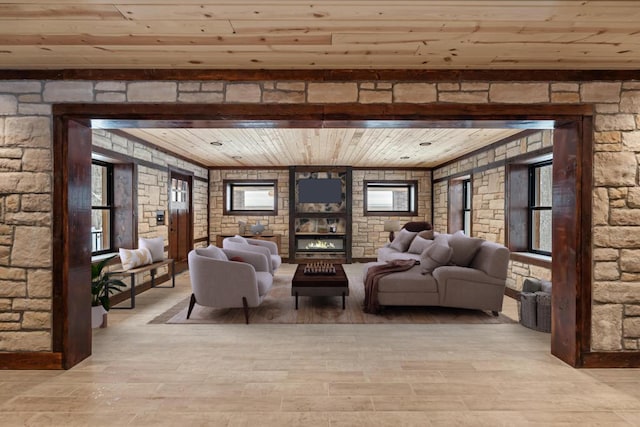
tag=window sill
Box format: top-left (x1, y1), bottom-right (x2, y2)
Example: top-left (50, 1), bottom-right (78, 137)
top-left (91, 252), bottom-right (119, 263)
top-left (510, 252), bottom-right (552, 268)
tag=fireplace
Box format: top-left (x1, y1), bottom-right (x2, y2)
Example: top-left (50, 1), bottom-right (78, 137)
top-left (296, 235), bottom-right (346, 253)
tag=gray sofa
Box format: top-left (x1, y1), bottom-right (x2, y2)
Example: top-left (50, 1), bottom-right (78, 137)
top-left (365, 230), bottom-right (510, 314)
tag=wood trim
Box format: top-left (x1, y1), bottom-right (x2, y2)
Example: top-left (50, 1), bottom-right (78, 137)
top-left (52, 103), bottom-right (594, 122)
top-left (46, 101), bottom-right (605, 368)
top-left (109, 129), bottom-right (209, 170)
top-left (435, 129), bottom-right (539, 171)
top-left (550, 118), bottom-right (592, 368)
top-left (433, 146), bottom-right (554, 184)
top-left (510, 253), bottom-right (552, 269)
top-left (580, 352), bottom-right (640, 368)
top-left (3, 69), bottom-right (640, 82)
top-left (53, 118), bottom-right (93, 369)
top-left (93, 145), bottom-right (167, 174)
top-left (194, 175), bottom-right (208, 183)
top-left (0, 352), bottom-right (63, 370)
top-left (579, 116), bottom-right (594, 364)
top-left (504, 287), bottom-right (521, 301)
top-left (194, 236), bottom-right (208, 244)
top-left (222, 179), bottom-right (278, 216)
top-left (362, 180), bottom-right (419, 217)
top-left (506, 164), bottom-right (530, 252)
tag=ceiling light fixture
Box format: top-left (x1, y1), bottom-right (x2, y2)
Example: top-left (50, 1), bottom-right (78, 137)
top-left (209, 141), bottom-right (223, 146)
top-left (419, 142), bottom-right (432, 146)
top-left (231, 155), bottom-right (242, 159)
top-left (400, 156), bottom-right (410, 159)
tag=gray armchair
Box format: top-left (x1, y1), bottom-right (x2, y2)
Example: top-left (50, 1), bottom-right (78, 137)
top-left (187, 245), bottom-right (273, 324)
top-left (222, 235), bottom-right (282, 274)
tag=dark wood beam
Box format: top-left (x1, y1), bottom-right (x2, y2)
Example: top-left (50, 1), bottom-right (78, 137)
top-left (2, 69), bottom-right (640, 82)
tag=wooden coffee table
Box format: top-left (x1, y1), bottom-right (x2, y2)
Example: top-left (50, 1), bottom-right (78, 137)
top-left (291, 263), bottom-right (349, 309)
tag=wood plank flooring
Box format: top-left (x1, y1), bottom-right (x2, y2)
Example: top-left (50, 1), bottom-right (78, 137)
top-left (1, 263), bottom-right (639, 426)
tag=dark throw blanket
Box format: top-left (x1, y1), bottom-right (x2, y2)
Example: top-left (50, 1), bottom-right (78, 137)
top-left (363, 259), bottom-right (418, 314)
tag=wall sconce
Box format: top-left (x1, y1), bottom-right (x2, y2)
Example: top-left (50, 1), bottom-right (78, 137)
top-left (383, 220), bottom-right (401, 242)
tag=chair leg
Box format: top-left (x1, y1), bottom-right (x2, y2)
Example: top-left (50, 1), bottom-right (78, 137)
top-left (187, 294), bottom-right (196, 319)
top-left (242, 297), bottom-right (249, 324)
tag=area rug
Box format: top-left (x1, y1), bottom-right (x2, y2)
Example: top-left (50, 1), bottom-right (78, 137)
top-left (149, 263), bottom-right (517, 325)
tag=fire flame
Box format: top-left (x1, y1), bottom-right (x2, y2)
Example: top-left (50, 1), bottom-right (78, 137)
top-left (305, 240), bottom-right (336, 250)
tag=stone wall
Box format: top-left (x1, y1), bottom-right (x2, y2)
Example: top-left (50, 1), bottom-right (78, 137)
top-left (209, 168), bottom-right (431, 259)
top-left (210, 169), bottom-right (290, 256)
top-left (92, 129), bottom-right (209, 286)
top-left (0, 78), bottom-right (639, 352)
top-left (432, 131), bottom-right (554, 294)
top-left (432, 181), bottom-right (448, 233)
top-left (352, 169), bottom-right (431, 258)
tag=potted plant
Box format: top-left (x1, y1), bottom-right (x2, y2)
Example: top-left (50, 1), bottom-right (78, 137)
top-left (91, 255), bottom-right (126, 328)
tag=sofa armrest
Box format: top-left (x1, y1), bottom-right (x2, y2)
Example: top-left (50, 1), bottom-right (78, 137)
top-left (222, 248), bottom-right (270, 272)
top-left (247, 238), bottom-right (278, 255)
top-left (432, 266), bottom-right (505, 287)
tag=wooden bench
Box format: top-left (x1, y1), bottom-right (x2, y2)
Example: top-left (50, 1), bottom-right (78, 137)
top-left (107, 258), bottom-right (175, 309)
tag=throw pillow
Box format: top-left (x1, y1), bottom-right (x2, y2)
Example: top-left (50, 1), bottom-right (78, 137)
top-left (448, 230), bottom-right (484, 267)
top-left (420, 243), bottom-right (453, 274)
top-left (138, 237), bottom-right (164, 262)
top-left (402, 221), bottom-right (432, 232)
top-left (407, 236), bottom-right (434, 254)
top-left (389, 228), bottom-right (418, 252)
top-left (229, 256), bottom-right (246, 263)
top-left (119, 247), bottom-right (152, 270)
top-left (418, 229), bottom-right (434, 240)
top-left (195, 245), bottom-right (228, 261)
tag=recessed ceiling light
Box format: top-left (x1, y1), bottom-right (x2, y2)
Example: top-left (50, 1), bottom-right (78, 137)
top-left (209, 141), bottom-right (223, 146)
top-left (231, 155), bottom-right (242, 159)
top-left (400, 156), bottom-right (410, 159)
top-left (419, 142), bottom-right (432, 146)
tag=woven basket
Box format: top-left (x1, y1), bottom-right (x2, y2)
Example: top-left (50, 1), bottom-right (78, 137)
top-left (536, 292), bottom-right (552, 333)
top-left (519, 292), bottom-right (538, 330)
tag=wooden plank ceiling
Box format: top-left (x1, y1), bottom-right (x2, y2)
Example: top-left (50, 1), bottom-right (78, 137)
top-left (118, 127), bottom-right (524, 167)
top-left (0, 1), bottom-right (638, 69)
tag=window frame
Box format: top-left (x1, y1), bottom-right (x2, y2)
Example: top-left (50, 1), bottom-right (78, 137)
top-left (462, 178), bottom-right (472, 236)
top-left (363, 180), bottom-right (418, 216)
top-left (223, 179), bottom-right (278, 216)
top-left (528, 160), bottom-right (553, 256)
top-left (91, 159), bottom-right (115, 256)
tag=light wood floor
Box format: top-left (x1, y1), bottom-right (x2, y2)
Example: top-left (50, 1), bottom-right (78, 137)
top-left (1, 263), bottom-right (640, 426)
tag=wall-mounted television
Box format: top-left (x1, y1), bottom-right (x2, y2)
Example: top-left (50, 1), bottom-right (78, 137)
top-left (298, 178), bottom-right (342, 203)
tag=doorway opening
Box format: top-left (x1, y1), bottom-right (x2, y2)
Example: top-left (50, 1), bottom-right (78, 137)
top-left (52, 103), bottom-right (591, 369)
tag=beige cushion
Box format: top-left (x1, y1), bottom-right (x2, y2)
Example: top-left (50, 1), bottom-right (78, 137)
top-left (407, 236), bottom-right (434, 254)
top-left (139, 237), bottom-right (164, 262)
top-left (420, 243), bottom-right (453, 274)
top-left (448, 230), bottom-right (484, 267)
top-left (119, 247), bottom-right (152, 270)
top-left (389, 228), bottom-right (417, 252)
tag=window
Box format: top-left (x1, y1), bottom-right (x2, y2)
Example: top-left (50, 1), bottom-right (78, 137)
top-left (506, 153), bottom-right (553, 256)
top-left (364, 181), bottom-right (417, 215)
top-left (224, 180), bottom-right (277, 215)
top-left (171, 177), bottom-right (189, 205)
top-left (529, 161), bottom-right (552, 255)
top-left (91, 160), bottom-right (113, 255)
top-left (462, 179), bottom-right (472, 236)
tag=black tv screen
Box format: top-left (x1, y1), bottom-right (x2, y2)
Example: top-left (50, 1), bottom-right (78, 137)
top-left (298, 178), bottom-right (342, 203)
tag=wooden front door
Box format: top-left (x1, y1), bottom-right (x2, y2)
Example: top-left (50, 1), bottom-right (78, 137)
top-left (169, 172), bottom-right (192, 272)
